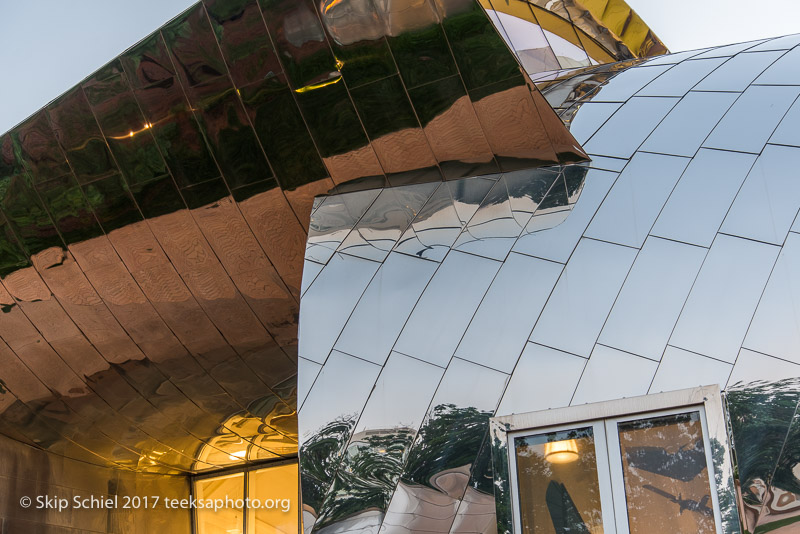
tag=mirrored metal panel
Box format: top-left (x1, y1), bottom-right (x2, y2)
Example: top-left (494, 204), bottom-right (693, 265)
top-left (456, 252), bottom-right (563, 373)
top-left (670, 235), bottom-right (780, 364)
top-left (310, 351), bottom-right (444, 532)
top-left (496, 343), bottom-right (586, 416)
top-left (693, 50), bottom-right (785, 91)
top-left (585, 152), bottom-right (689, 248)
top-left (513, 169), bottom-right (618, 263)
top-left (394, 250), bottom-right (502, 367)
top-left (770, 96), bottom-right (800, 147)
top-left (568, 102), bottom-right (623, 144)
top-left (599, 237), bottom-right (707, 361)
top-left (382, 358), bottom-right (507, 533)
top-left (591, 65), bottom-right (672, 103)
top-left (395, 176), bottom-right (499, 262)
top-left (720, 144), bottom-right (800, 245)
top-left (650, 149), bottom-right (757, 247)
top-left (637, 58), bottom-right (727, 97)
top-left (639, 91), bottom-right (739, 157)
top-left (744, 232), bottom-right (800, 366)
top-left (726, 378), bottom-right (800, 529)
top-left (703, 85), bottom-right (800, 154)
top-left (583, 96), bottom-right (679, 158)
top-left (571, 344), bottom-right (659, 405)
top-left (298, 253), bottom-right (380, 364)
top-left (649, 346), bottom-right (733, 394)
top-left (530, 238), bottom-right (637, 358)
top-left (334, 252), bottom-right (438, 365)
top-left (728, 349), bottom-right (800, 388)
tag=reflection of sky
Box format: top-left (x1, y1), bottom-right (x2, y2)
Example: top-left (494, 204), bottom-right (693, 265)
top-left (1, 0), bottom-right (196, 134)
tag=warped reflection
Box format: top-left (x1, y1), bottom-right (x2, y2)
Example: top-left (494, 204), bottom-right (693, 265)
top-left (0, 0), bottom-right (586, 478)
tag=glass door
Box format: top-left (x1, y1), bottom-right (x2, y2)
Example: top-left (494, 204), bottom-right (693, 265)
top-left (605, 407), bottom-right (722, 534)
top-left (508, 421), bottom-right (616, 534)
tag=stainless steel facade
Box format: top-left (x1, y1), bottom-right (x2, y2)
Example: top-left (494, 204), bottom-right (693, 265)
top-left (0, 0), bottom-right (596, 531)
top-left (298, 36), bottom-right (800, 534)
top-left (0, 0), bottom-right (588, 478)
top-left (2, 0), bottom-right (800, 532)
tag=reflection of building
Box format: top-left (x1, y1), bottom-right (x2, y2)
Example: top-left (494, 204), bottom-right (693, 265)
top-left (0, 0), bottom-right (799, 533)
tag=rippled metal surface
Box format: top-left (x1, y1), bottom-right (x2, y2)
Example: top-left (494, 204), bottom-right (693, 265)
top-left (727, 379), bottom-right (800, 533)
top-left (298, 162), bottom-right (588, 532)
top-left (299, 35), bottom-right (800, 533)
top-left (0, 0), bottom-right (593, 476)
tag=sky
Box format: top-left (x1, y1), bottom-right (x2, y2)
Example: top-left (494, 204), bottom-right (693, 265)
top-left (627, 0), bottom-right (800, 52)
top-left (0, 0), bottom-right (196, 135)
top-left (1, 0), bottom-right (800, 134)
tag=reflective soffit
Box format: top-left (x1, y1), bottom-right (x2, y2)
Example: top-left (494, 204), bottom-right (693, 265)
top-left (0, 0), bottom-right (592, 475)
top-left (298, 34), bottom-right (800, 533)
top-left (481, 0), bottom-right (667, 83)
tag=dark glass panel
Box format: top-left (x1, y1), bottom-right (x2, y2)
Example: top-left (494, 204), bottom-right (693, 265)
top-left (35, 174), bottom-right (105, 244)
top-left (239, 75), bottom-right (328, 190)
top-left (14, 112), bottom-right (71, 183)
top-left (130, 174), bottom-right (187, 218)
top-left (183, 75), bottom-right (274, 189)
top-left (0, 174), bottom-right (64, 254)
top-left (318, 0), bottom-right (396, 88)
top-left (203, 0), bottom-right (282, 87)
top-left (383, 9), bottom-right (458, 89)
top-left (46, 88), bottom-right (118, 184)
top-left (83, 64), bottom-right (169, 186)
top-left (349, 75), bottom-right (419, 138)
top-left (294, 79), bottom-right (370, 158)
top-left (258, 0), bottom-right (338, 89)
top-left (0, 214), bottom-right (31, 276)
top-left (180, 177), bottom-right (230, 209)
top-left (161, 3), bottom-right (228, 88)
top-left (442, 0), bottom-right (521, 90)
top-left (82, 173), bottom-right (143, 232)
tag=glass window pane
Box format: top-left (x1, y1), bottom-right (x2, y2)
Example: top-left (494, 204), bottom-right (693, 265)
top-left (617, 412), bottom-right (717, 534)
top-left (195, 472), bottom-right (244, 534)
top-left (515, 427), bottom-right (605, 534)
top-left (248, 463), bottom-right (299, 534)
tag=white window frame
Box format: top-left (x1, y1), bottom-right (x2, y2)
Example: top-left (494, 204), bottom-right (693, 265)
top-left (491, 385), bottom-right (740, 534)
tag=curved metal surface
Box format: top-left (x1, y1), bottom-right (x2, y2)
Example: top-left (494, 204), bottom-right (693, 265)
top-left (298, 35), bottom-right (800, 533)
top-left (0, 0), bottom-right (588, 475)
top-left (480, 0), bottom-right (667, 83)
